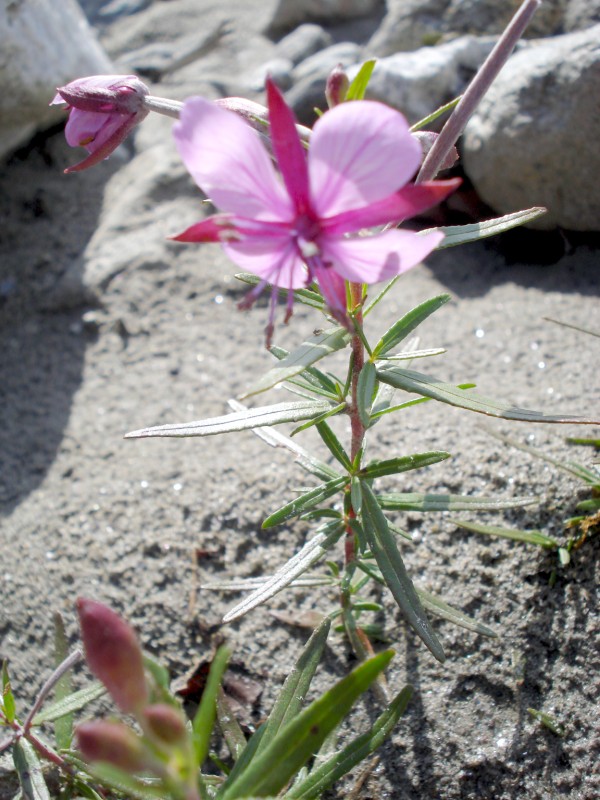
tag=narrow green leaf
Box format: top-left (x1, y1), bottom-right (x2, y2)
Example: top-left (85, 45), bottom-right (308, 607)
top-left (256, 619), bottom-right (331, 755)
top-left (421, 207), bottom-right (548, 248)
top-left (1, 661), bottom-right (16, 724)
top-left (286, 685), bottom-right (413, 799)
top-left (217, 688), bottom-right (247, 762)
top-left (416, 588), bottom-right (497, 638)
top-left (241, 328), bottom-right (350, 399)
top-left (377, 492), bottom-right (536, 512)
top-left (410, 95), bottom-right (461, 130)
top-left (527, 708), bottom-right (565, 736)
top-left (142, 654), bottom-right (171, 691)
top-left (218, 650), bottom-right (394, 800)
top-left (315, 421), bottom-right (352, 471)
top-left (32, 683), bottom-right (106, 725)
top-left (379, 347), bottom-right (446, 361)
top-left (222, 523), bottom-right (344, 623)
top-left (192, 646), bottom-right (230, 768)
top-left (377, 367), bottom-right (600, 424)
top-left (88, 763), bottom-right (165, 799)
top-left (13, 739), bottom-right (51, 800)
top-left (372, 294), bottom-right (451, 359)
top-left (350, 476), bottom-right (362, 515)
top-left (124, 400), bottom-right (333, 439)
top-left (270, 345), bottom-right (340, 398)
top-left (346, 59), bottom-right (377, 101)
top-left (360, 451), bottom-right (450, 480)
top-left (227, 400), bottom-right (339, 482)
top-left (452, 519), bottom-right (559, 548)
top-left (291, 402), bottom-right (346, 435)
top-left (357, 362), bottom-right (377, 426)
top-left (361, 483), bottom-right (445, 663)
top-left (52, 613), bottom-right (73, 750)
top-left (262, 476), bottom-right (347, 528)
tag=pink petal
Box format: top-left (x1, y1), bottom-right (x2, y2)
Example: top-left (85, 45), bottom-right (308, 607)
top-left (308, 101), bottom-right (422, 218)
top-left (266, 78), bottom-right (310, 215)
top-left (170, 214), bottom-right (238, 242)
top-left (64, 114), bottom-right (139, 173)
top-left (321, 229), bottom-right (444, 284)
top-left (322, 178), bottom-right (461, 235)
top-left (224, 236), bottom-right (307, 290)
top-left (173, 97), bottom-right (293, 222)
top-left (64, 109), bottom-right (124, 149)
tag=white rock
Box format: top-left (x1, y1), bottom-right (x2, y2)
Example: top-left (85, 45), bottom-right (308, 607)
top-left (358, 36), bottom-right (495, 124)
top-left (564, 0), bottom-right (600, 31)
top-left (0, 0), bottom-right (112, 160)
top-left (463, 25), bottom-right (600, 231)
top-left (368, 0), bottom-right (565, 56)
top-left (265, 0), bottom-right (381, 35)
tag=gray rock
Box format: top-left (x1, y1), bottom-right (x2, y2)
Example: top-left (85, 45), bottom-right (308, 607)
top-left (265, 0), bottom-right (382, 35)
top-left (368, 0), bottom-right (565, 56)
top-left (247, 58), bottom-right (294, 92)
top-left (286, 41), bottom-right (362, 120)
top-left (564, 0), bottom-right (600, 31)
top-left (463, 24), bottom-right (600, 231)
top-left (274, 23), bottom-right (333, 65)
top-left (358, 36), bottom-right (495, 124)
top-left (0, 0), bottom-right (112, 161)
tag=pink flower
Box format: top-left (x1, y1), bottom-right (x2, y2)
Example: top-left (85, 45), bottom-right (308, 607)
top-left (172, 79), bottom-right (459, 338)
top-left (51, 75), bottom-right (149, 173)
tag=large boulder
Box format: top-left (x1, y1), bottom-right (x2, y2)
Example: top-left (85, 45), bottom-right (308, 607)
top-left (462, 24), bottom-right (600, 231)
top-left (0, 0), bottom-right (112, 161)
top-left (265, 0), bottom-right (382, 36)
top-left (368, 0), bottom-right (565, 56)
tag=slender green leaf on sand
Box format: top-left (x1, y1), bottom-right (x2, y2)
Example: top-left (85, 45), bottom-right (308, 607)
top-left (262, 477), bottom-right (347, 528)
top-left (452, 519), bottom-right (558, 548)
top-left (422, 207), bottom-right (547, 248)
top-left (377, 492), bottom-right (536, 512)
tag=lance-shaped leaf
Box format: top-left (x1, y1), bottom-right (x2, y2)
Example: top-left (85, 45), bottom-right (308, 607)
top-left (377, 367), bottom-right (600, 424)
top-left (124, 400), bottom-right (333, 439)
top-left (421, 207), bottom-right (547, 249)
top-left (217, 650), bottom-right (394, 800)
top-left (262, 477), bottom-right (347, 528)
top-left (416, 588), bottom-right (497, 638)
top-left (346, 59), bottom-right (376, 101)
top-left (315, 421), bottom-right (352, 471)
top-left (192, 646), bottom-right (230, 768)
top-left (452, 519), bottom-right (559, 548)
top-left (223, 523), bottom-right (344, 623)
top-left (13, 739), bottom-right (51, 800)
top-left (360, 451), bottom-right (450, 480)
top-left (357, 361), bottom-right (377, 426)
top-left (361, 483), bottom-right (445, 663)
top-left (32, 683), bottom-right (106, 725)
top-left (377, 492), bottom-right (536, 512)
top-left (270, 345), bottom-right (339, 399)
top-left (241, 328), bottom-right (350, 398)
top-left (256, 619), bottom-right (331, 755)
top-left (286, 685), bottom-right (413, 799)
top-left (372, 294), bottom-right (451, 359)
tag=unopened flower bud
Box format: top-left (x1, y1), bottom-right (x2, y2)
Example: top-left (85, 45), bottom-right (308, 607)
top-left (325, 64), bottom-right (349, 108)
top-left (142, 703), bottom-right (187, 745)
top-left (77, 598), bottom-right (148, 714)
top-left (50, 75), bottom-right (150, 173)
top-left (77, 720), bottom-right (145, 771)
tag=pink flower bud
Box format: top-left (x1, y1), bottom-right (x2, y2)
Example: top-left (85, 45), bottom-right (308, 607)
top-left (77, 598), bottom-right (148, 714)
top-left (142, 704), bottom-right (187, 745)
top-left (325, 64), bottom-right (349, 108)
top-left (50, 75), bottom-right (150, 173)
top-left (77, 720), bottom-right (145, 771)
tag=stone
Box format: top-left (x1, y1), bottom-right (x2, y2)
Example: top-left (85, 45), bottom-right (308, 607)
top-left (0, 0), bottom-right (112, 161)
top-left (368, 0), bottom-right (565, 56)
top-left (286, 42), bottom-right (362, 121)
top-left (462, 24), bottom-right (600, 231)
top-left (357, 36), bottom-right (495, 125)
top-left (265, 0), bottom-right (382, 36)
top-left (274, 23), bottom-right (333, 65)
top-left (564, 0), bottom-right (600, 31)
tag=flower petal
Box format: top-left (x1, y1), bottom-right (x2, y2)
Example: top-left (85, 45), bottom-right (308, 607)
top-left (309, 101), bottom-right (422, 218)
top-left (224, 237), bottom-right (307, 289)
top-left (173, 97), bottom-right (293, 222)
top-left (266, 78), bottom-right (311, 215)
top-left (321, 229), bottom-right (444, 284)
top-left (64, 109), bottom-right (124, 149)
top-left (322, 178), bottom-right (461, 236)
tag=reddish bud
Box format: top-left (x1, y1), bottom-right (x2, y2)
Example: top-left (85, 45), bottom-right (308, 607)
top-left (77, 720), bottom-right (145, 771)
top-left (77, 598), bottom-right (148, 714)
top-left (142, 703), bottom-right (187, 745)
top-left (325, 64), bottom-right (349, 108)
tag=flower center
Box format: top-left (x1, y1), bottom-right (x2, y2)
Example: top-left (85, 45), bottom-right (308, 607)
top-left (292, 213), bottom-right (321, 262)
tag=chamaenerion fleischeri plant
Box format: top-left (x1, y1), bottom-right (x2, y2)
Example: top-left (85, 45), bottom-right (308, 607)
top-left (38, 0), bottom-right (600, 795)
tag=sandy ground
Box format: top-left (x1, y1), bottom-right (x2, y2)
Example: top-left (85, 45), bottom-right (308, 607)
top-left (1, 2), bottom-right (599, 798)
